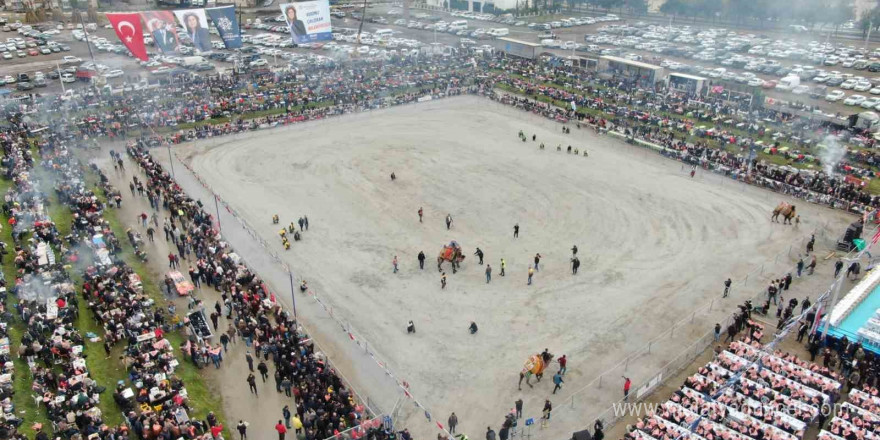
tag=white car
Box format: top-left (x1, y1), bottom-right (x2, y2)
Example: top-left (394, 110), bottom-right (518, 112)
top-left (103, 69), bottom-right (123, 78)
top-left (855, 80), bottom-right (873, 92)
top-left (870, 87), bottom-right (880, 95)
top-left (792, 85), bottom-right (810, 95)
top-left (841, 79), bottom-right (858, 89)
top-left (60, 73), bottom-right (75, 83)
top-left (748, 78), bottom-right (764, 87)
top-left (249, 58), bottom-right (268, 67)
top-left (844, 94), bottom-right (867, 105)
top-left (3, 75), bottom-right (13, 84)
top-left (861, 97), bottom-right (880, 108)
top-left (61, 55), bottom-right (81, 64)
top-left (826, 90), bottom-right (846, 101)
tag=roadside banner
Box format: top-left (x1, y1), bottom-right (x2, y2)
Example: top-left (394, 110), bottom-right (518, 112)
top-left (206, 5), bottom-right (242, 49)
top-left (279, 0), bottom-right (332, 45)
top-left (173, 9), bottom-right (214, 54)
top-left (141, 10), bottom-right (180, 54)
top-left (106, 13), bottom-right (148, 61)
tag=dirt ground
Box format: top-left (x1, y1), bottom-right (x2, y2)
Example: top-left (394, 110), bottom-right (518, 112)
top-left (160, 96), bottom-right (856, 440)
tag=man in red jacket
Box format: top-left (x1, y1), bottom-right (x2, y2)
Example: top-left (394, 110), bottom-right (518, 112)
top-left (276, 420), bottom-right (288, 440)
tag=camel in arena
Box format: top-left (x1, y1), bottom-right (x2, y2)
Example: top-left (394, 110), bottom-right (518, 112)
top-left (438, 241), bottom-right (465, 273)
top-left (772, 202), bottom-right (797, 224)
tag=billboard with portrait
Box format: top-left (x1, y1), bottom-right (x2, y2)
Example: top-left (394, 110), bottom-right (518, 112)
top-left (279, 1), bottom-right (331, 45)
top-left (141, 10), bottom-right (180, 54)
top-left (173, 8), bottom-right (214, 53)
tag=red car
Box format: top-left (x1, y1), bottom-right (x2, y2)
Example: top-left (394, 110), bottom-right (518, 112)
top-left (27, 48), bottom-right (38, 56)
top-left (762, 80), bottom-right (777, 89)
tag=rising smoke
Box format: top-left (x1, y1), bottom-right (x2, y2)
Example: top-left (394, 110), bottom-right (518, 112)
top-left (820, 135), bottom-right (847, 176)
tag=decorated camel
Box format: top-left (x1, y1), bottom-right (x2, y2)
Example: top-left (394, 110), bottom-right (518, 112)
top-left (437, 241), bottom-right (465, 273)
top-left (772, 202), bottom-right (796, 224)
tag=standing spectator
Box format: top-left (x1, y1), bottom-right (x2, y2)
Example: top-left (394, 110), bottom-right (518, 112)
top-left (723, 278), bottom-right (731, 298)
top-left (418, 251), bottom-right (426, 270)
top-left (714, 323), bottom-right (721, 342)
top-left (448, 413), bottom-right (458, 434)
top-left (797, 257), bottom-right (804, 277)
top-left (283, 405), bottom-right (292, 429)
top-left (500, 258), bottom-right (506, 276)
top-left (276, 420), bottom-right (288, 440)
top-left (237, 421), bottom-right (248, 440)
top-left (258, 361), bottom-right (269, 382)
top-left (835, 259), bottom-right (844, 278)
top-left (441, 272), bottom-right (447, 289)
top-left (486, 264), bottom-right (492, 283)
top-left (393, 255), bottom-right (399, 273)
top-left (487, 427), bottom-right (496, 440)
top-left (513, 223), bottom-right (519, 238)
top-left (246, 352), bottom-right (254, 371)
top-left (534, 253), bottom-right (541, 271)
top-left (528, 265), bottom-right (534, 285)
top-left (247, 373), bottom-right (258, 395)
top-left (797, 320), bottom-right (808, 342)
top-left (623, 376), bottom-right (631, 401)
top-left (446, 214), bottom-right (453, 230)
top-left (558, 354), bottom-right (567, 375)
top-left (418, 207), bottom-right (423, 222)
top-left (515, 398), bottom-right (523, 419)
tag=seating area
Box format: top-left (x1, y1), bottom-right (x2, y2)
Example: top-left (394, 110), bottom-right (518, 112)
top-left (821, 383), bottom-right (880, 440)
top-left (623, 329), bottom-right (842, 440)
top-left (0, 129), bottom-right (109, 439)
top-left (36, 121), bottom-right (217, 438)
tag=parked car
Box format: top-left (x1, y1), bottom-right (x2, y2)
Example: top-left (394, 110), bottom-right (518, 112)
top-left (844, 94), bottom-right (867, 105)
top-left (825, 90), bottom-right (846, 101)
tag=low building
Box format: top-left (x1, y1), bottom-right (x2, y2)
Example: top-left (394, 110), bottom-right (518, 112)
top-left (598, 55), bottom-right (665, 89)
top-left (492, 37), bottom-right (540, 59)
top-left (668, 72), bottom-right (707, 96)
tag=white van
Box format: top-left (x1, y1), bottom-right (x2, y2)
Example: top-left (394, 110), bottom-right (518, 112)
top-left (450, 20), bottom-right (468, 29)
top-left (487, 28), bottom-right (509, 37)
top-left (374, 29), bottom-right (394, 39)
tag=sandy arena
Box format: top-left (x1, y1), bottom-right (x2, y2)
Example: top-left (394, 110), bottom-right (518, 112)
top-left (169, 96), bottom-right (854, 439)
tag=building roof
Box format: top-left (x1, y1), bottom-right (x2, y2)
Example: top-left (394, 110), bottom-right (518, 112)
top-left (600, 55), bottom-right (663, 71)
top-left (669, 72), bottom-right (706, 81)
top-left (497, 37), bottom-right (541, 48)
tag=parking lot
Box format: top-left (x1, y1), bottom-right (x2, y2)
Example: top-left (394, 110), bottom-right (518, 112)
top-left (2, 4), bottom-right (880, 120)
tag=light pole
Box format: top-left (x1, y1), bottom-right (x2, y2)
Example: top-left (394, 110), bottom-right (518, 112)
top-left (166, 142), bottom-right (175, 178)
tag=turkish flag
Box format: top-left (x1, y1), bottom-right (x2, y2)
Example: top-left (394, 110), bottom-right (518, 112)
top-left (106, 13), bottom-right (148, 61)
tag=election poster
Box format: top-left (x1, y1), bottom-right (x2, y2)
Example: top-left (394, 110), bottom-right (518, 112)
top-left (279, 0), bottom-right (331, 45)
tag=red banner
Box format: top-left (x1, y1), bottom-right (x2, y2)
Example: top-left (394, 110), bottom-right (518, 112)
top-left (106, 13), bottom-right (148, 61)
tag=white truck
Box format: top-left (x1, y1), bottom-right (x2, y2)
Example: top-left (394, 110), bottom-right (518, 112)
top-left (775, 75), bottom-right (801, 91)
top-left (181, 56), bottom-right (206, 67)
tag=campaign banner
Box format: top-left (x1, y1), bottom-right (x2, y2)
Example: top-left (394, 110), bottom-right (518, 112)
top-left (141, 10), bottom-right (180, 54)
top-left (106, 13), bottom-right (148, 61)
top-left (205, 5), bottom-right (242, 49)
top-left (280, 1), bottom-right (331, 45)
top-left (173, 8), bottom-right (213, 53)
